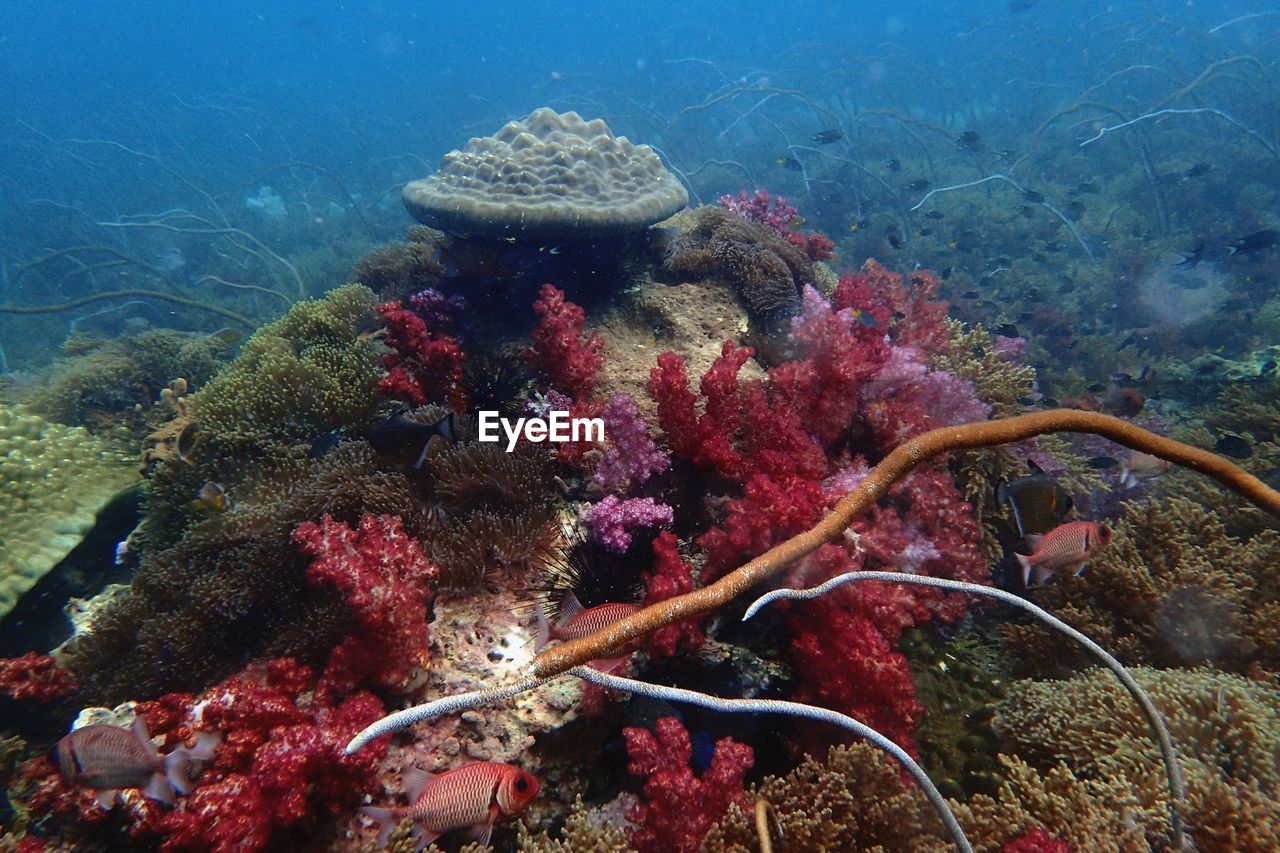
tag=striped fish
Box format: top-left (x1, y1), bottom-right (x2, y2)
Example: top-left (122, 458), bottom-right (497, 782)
top-left (535, 593), bottom-right (643, 671)
top-left (359, 761), bottom-right (539, 849)
top-left (1015, 520), bottom-right (1112, 587)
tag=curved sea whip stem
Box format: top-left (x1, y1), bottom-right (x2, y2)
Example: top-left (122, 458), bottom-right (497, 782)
top-left (532, 411), bottom-right (1280, 679)
top-left (744, 572), bottom-right (1186, 851)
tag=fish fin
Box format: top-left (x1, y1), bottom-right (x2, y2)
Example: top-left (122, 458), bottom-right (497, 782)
top-left (1015, 552), bottom-right (1034, 587)
top-left (402, 766), bottom-right (434, 802)
top-left (163, 748), bottom-right (193, 796)
top-left (358, 806), bottom-right (398, 848)
top-left (132, 717), bottom-right (160, 762)
top-left (412, 434), bottom-right (447, 469)
top-left (142, 771), bottom-right (177, 805)
top-left (588, 656), bottom-right (632, 674)
top-left (94, 788), bottom-right (120, 809)
top-left (1072, 560), bottom-right (1091, 577)
top-left (410, 825), bottom-right (442, 852)
top-left (1024, 533), bottom-right (1044, 550)
top-left (534, 608), bottom-right (551, 652)
top-left (470, 820), bottom-right (495, 849)
top-left (191, 731), bottom-right (222, 762)
top-left (1118, 463), bottom-right (1137, 489)
top-left (1032, 564), bottom-right (1056, 587)
top-left (558, 591), bottom-right (584, 626)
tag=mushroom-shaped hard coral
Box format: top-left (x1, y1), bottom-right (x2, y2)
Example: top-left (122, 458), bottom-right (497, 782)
top-left (403, 108), bottom-right (688, 237)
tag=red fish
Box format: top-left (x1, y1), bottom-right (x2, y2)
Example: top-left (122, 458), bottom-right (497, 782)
top-left (1015, 520), bottom-right (1112, 587)
top-left (360, 761), bottom-right (539, 849)
top-left (534, 593), bottom-right (642, 672)
top-left (51, 718), bottom-right (219, 809)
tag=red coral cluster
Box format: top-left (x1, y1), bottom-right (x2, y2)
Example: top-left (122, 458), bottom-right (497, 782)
top-left (717, 188), bottom-right (835, 260)
top-left (1004, 827), bottom-right (1071, 853)
top-left (525, 283), bottom-right (605, 400)
top-left (640, 532), bottom-right (704, 658)
top-left (22, 658), bottom-right (386, 852)
top-left (292, 513), bottom-right (437, 703)
top-left (376, 299), bottom-right (468, 412)
top-left (0, 652), bottom-right (76, 701)
top-left (623, 716), bottom-right (754, 853)
top-left (834, 259), bottom-right (951, 352)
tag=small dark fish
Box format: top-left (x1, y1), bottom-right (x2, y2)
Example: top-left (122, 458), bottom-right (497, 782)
top-left (886, 158), bottom-right (902, 172)
top-left (1086, 383), bottom-right (1107, 393)
top-left (309, 430), bottom-right (343, 459)
top-left (1111, 365), bottom-right (1151, 384)
top-left (851, 310), bottom-right (879, 328)
top-left (1261, 360), bottom-right (1277, 376)
top-left (1229, 229), bottom-right (1280, 257)
top-left (1063, 201), bottom-right (1086, 220)
top-left (1009, 0), bottom-right (1037, 12)
top-left (914, 227), bottom-right (933, 237)
top-left (998, 462), bottom-right (1073, 538)
top-left (961, 289), bottom-right (980, 299)
top-left (956, 131), bottom-right (984, 152)
top-left (1074, 181), bottom-right (1099, 194)
top-left (1176, 241), bottom-right (1206, 268)
top-left (1182, 162), bottom-right (1213, 181)
top-left (905, 179), bottom-right (932, 193)
top-left (776, 156), bottom-right (803, 172)
top-left (368, 411), bottom-right (459, 469)
top-left (939, 266), bottom-right (953, 280)
top-left (995, 323), bottom-right (1020, 338)
top-left (1215, 433), bottom-right (1253, 459)
top-left (1086, 456), bottom-right (1119, 469)
top-left (925, 210), bottom-right (945, 220)
top-left (971, 346), bottom-right (987, 358)
top-left (887, 233), bottom-right (903, 250)
top-left (1022, 189), bottom-right (1045, 204)
top-left (810, 129), bottom-right (844, 145)
top-left (1040, 396), bottom-right (1060, 407)
top-left (1016, 397), bottom-right (1037, 406)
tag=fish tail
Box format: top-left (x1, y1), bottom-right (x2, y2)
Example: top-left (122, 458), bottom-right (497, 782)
top-left (163, 748), bottom-right (193, 796)
top-left (1015, 552), bottom-right (1034, 587)
top-left (358, 806), bottom-right (399, 848)
top-left (1118, 463), bottom-right (1137, 489)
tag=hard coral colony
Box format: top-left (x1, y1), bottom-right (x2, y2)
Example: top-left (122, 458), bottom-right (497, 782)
top-left (0, 104), bottom-right (1277, 853)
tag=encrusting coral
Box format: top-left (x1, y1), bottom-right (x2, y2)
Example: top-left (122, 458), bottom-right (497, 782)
top-left (0, 404), bottom-right (138, 619)
top-left (997, 666), bottom-right (1280, 850)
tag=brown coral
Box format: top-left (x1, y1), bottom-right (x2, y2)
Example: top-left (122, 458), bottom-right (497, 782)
top-left (351, 235), bottom-right (445, 301)
top-left (663, 207), bottom-right (813, 321)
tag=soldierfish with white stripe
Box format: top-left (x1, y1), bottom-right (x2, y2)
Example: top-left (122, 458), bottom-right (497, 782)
top-left (1015, 520), bottom-right (1112, 587)
top-left (359, 761), bottom-right (539, 849)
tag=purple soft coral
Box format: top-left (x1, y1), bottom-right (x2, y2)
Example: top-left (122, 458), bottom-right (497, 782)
top-left (587, 496), bottom-right (674, 553)
top-left (592, 393), bottom-right (670, 491)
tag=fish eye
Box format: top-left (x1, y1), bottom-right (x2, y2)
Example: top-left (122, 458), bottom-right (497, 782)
top-left (515, 776), bottom-right (529, 791)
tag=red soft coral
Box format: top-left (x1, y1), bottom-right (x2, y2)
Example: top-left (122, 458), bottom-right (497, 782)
top-left (377, 299), bottom-right (468, 411)
top-left (1004, 827), bottom-right (1071, 853)
top-left (292, 513), bottom-right (437, 702)
top-left (0, 652), bottom-right (76, 701)
top-left (699, 473), bottom-right (826, 583)
top-left (624, 716), bottom-right (754, 853)
top-left (641, 532), bottom-right (704, 658)
top-left (834, 259), bottom-right (951, 352)
top-left (525, 283), bottom-right (605, 400)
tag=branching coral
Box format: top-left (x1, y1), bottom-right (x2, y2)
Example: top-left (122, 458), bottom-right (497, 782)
top-left (1004, 496), bottom-right (1280, 672)
top-left (525, 283), bottom-right (606, 401)
top-left (998, 667), bottom-right (1280, 850)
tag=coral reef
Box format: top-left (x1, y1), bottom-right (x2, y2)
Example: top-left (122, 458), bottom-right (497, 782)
top-left (0, 404), bottom-right (138, 619)
top-left (377, 296), bottom-right (468, 411)
top-left (623, 715), bottom-right (754, 853)
top-left (525, 283), bottom-right (606, 401)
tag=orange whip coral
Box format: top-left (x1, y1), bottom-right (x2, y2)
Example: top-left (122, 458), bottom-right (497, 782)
top-left (532, 409), bottom-right (1280, 678)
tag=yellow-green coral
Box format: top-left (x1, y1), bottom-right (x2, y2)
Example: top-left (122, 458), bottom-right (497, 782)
top-left (190, 283), bottom-right (383, 442)
top-left (0, 404), bottom-right (138, 617)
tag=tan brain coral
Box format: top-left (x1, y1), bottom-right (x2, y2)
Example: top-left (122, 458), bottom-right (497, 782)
top-left (403, 108), bottom-right (688, 237)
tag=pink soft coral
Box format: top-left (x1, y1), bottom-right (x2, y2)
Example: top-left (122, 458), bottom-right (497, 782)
top-left (624, 716), bottom-right (754, 853)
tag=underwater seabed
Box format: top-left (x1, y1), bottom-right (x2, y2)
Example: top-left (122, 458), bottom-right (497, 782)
top-left (1, 188), bottom-right (1278, 850)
